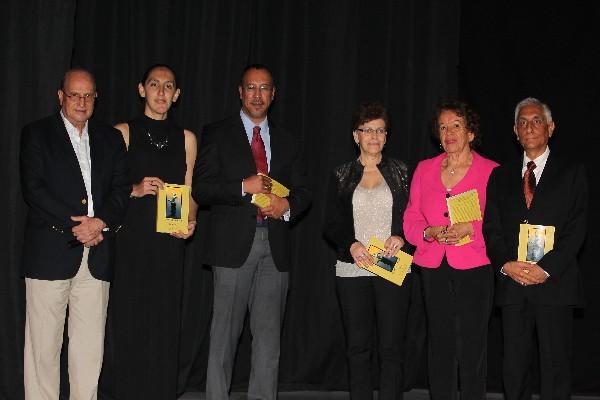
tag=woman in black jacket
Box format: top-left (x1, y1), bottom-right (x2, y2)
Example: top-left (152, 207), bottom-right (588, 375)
top-left (324, 102), bottom-right (413, 400)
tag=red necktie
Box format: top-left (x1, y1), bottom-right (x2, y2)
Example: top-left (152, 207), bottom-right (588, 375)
top-left (523, 161), bottom-right (537, 209)
top-left (251, 126), bottom-right (268, 174)
top-left (251, 126), bottom-right (268, 221)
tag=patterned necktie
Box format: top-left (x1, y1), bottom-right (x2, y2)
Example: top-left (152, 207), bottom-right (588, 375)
top-left (251, 126), bottom-right (268, 221)
top-left (251, 126), bottom-right (268, 174)
top-left (523, 160), bottom-right (537, 209)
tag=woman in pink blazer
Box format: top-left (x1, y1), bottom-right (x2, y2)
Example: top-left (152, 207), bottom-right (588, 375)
top-left (403, 102), bottom-right (498, 400)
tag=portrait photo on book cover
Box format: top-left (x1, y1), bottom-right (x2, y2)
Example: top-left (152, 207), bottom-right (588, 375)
top-left (368, 245), bottom-right (398, 272)
top-left (165, 187), bottom-right (183, 220)
top-left (526, 226), bottom-right (546, 263)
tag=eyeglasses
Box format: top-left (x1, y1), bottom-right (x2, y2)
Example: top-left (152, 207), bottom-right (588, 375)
top-left (243, 84), bottom-right (273, 92)
top-left (356, 127), bottom-right (387, 136)
top-left (516, 117), bottom-right (545, 128)
top-left (62, 91), bottom-right (97, 103)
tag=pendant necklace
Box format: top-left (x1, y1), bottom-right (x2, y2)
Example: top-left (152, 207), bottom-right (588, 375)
top-left (146, 131), bottom-right (169, 150)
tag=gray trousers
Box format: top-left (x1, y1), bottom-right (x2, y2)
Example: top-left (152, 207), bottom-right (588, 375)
top-left (206, 227), bottom-right (289, 400)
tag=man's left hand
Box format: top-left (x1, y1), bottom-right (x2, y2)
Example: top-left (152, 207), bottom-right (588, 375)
top-left (82, 232), bottom-right (104, 248)
top-left (71, 216), bottom-right (106, 243)
top-left (170, 221), bottom-right (197, 240)
top-left (260, 194), bottom-right (290, 220)
top-left (524, 263), bottom-right (549, 284)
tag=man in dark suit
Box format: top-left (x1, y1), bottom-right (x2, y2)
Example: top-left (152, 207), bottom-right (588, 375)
top-left (483, 98), bottom-right (588, 400)
top-left (192, 64), bottom-right (310, 400)
top-left (20, 68), bottom-right (129, 400)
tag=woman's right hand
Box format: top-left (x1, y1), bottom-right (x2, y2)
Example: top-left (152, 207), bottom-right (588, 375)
top-left (350, 241), bottom-right (372, 268)
top-left (131, 177), bottom-right (164, 198)
top-left (424, 225), bottom-right (450, 244)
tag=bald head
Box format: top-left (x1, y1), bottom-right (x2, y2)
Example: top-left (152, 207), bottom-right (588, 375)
top-left (58, 68), bottom-right (97, 131)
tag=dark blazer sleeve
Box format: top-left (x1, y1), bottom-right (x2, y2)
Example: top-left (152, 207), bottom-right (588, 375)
top-left (323, 170), bottom-right (355, 261)
top-left (20, 122), bottom-right (78, 230)
top-left (93, 127), bottom-right (130, 230)
top-left (192, 123), bottom-right (249, 206)
top-left (483, 167), bottom-right (512, 273)
top-left (537, 162), bottom-right (588, 277)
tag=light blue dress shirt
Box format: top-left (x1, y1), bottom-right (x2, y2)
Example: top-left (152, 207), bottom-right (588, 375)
top-left (240, 109), bottom-right (271, 171)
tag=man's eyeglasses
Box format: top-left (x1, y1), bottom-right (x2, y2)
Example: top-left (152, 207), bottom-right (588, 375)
top-left (356, 127), bottom-right (387, 135)
top-left (62, 91), bottom-right (97, 103)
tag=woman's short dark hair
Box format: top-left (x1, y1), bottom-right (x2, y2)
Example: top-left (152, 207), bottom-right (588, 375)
top-left (140, 64), bottom-right (178, 87)
top-left (431, 101), bottom-right (481, 147)
top-left (352, 102), bottom-right (389, 131)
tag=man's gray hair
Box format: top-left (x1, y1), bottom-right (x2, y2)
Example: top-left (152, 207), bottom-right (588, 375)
top-left (514, 97), bottom-right (552, 124)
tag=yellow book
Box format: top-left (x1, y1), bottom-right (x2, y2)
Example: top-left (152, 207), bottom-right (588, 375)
top-left (251, 173), bottom-right (290, 208)
top-left (446, 189), bottom-right (482, 246)
top-left (156, 183), bottom-right (191, 234)
top-left (361, 237), bottom-right (413, 287)
top-left (517, 224), bottom-right (555, 263)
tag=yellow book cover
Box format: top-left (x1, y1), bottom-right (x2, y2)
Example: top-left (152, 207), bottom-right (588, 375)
top-left (446, 189), bottom-right (482, 246)
top-left (156, 183), bottom-right (190, 234)
top-left (517, 224), bottom-right (555, 263)
top-left (251, 173), bottom-right (290, 208)
top-left (361, 237), bottom-right (413, 287)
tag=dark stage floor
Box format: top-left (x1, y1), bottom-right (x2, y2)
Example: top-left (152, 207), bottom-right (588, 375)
top-left (179, 389), bottom-right (600, 400)
top-left (179, 390), bottom-right (429, 399)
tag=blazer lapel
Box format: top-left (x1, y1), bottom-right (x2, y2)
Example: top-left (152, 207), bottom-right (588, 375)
top-left (531, 151), bottom-right (556, 203)
top-left (89, 121), bottom-right (104, 206)
top-left (268, 120), bottom-right (277, 174)
top-left (506, 159), bottom-right (529, 213)
top-left (53, 114), bottom-right (87, 193)
top-left (232, 117), bottom-right (257, 174)
top-left (53, 114), bottom-right (82, 174)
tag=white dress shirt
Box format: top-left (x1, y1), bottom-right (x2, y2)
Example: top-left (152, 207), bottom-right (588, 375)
top-left (60, 111), bottom-right (94, 217)
top-left (521, 145), bottom-right (550, 184)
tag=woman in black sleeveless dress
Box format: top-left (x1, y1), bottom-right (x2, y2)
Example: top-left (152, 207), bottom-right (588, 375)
top-left (105, 64), bottom-right (197, 399)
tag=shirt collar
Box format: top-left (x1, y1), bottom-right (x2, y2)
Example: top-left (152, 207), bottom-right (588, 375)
top-left (523, 145), bottom-right (550, 168)
top-left (240, 109), bottom-right (269, 134)
top-left (60, 110), bottom-right (89, 139)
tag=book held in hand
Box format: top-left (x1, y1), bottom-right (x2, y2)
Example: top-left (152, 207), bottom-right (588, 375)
top-left (156, 183), bottom-right (191, 234)
top-left (360, 237), bottom-right (413, 287)
top-left (446, 189), bottom-right (482, 246)
top-left (518, 224), bottom-right (555, 263)
top-left (251, 173), bottom-right (290, 208)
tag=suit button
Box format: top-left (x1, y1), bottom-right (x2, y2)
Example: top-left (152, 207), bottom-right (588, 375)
top-left (444, 212), bottom-right (449, 217)
top-left (81, 198), bottom-right (87, 205)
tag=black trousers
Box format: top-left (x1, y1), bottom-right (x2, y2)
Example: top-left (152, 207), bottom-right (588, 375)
top-left (502, 302), bottom-right (573, 400)
top-left (420, 259), bottom-right (493, 400)
top-left (336, 274), bottom-right (413, 400)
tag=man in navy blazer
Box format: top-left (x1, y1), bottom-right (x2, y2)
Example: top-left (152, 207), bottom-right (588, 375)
top-left (483, 98), bottom-right (588, 400)
top-left (193, 64), bottom-right (310, 400)
top-left (20, 68), bottom-right (129, 399)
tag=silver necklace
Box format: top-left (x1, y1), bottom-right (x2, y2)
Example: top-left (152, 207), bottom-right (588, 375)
top-left (146, 131), bottom-right (169, 150)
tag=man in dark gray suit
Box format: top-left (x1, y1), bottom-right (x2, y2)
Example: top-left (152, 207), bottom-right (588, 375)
top-left (193, 64), bottom-right (310, 399)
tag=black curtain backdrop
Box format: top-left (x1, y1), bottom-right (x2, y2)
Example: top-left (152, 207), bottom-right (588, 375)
top-left (1, 1), bottom-right (598, 399)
